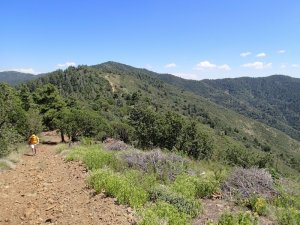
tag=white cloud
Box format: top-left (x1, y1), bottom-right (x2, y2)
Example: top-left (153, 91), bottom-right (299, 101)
top-left (278, 50), bottom-right (286, 54)
top-left (195, 61), bottom-right (217, 70)
top-left (174, 73), bottom-right (200, 80)
top-left (292, 64), bottom-right (299, 68)
top-left (57, 62), bottom-right (76, 68)
top-left (256, 52), bottom-right (267, 58)
top-left (240, 52), bottom-right (251, 57)
top-left (218, 64), bottom-right (231, 71)
top-left (165, 63), bottom-right (177, 68)
top-left (11, 68), bottom-right (39, 74)
top-left (144, 64), bottom-right (153, 70)
top-left (280, 64), bottom-right (287, 69)
top-left (195, 61), bottom-right (231, 71)
top-left (241, 61), bottom-right (272, 69)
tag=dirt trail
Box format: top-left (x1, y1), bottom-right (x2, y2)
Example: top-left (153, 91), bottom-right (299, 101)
top-left (0, 136), bottom-right (134, 225)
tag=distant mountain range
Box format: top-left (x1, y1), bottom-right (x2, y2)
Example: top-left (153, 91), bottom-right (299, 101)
top-left (0, 71), bottom-right (38, 85)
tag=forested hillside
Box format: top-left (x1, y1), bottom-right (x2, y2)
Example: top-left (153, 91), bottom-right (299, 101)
top-left (0, 71), bottom-right (37, 85)
top-left (1, 62), bottom-right (293, 175)
top-left (153, 73), bottom-right (300, 141)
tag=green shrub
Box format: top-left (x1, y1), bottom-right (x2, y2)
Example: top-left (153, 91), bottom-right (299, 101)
top-left (66, 146), bottom-right (122, 171)
top-left (149, 185), bottom-right (202, 217)
top-left (277, 207), bottom-right (300, 225)
top-left (140, 201), bottom-right (191, 225)
top-left (249, 196), bottom-right (268, 216)
top-left (66, 147), bottom-right (87, 161)
top-left (218, 212), bottom-right (235, 225)
top-left (225, 146), bottom-right (273, 168)
top-left (80, 137), bottom-right (93, 145)
top-left (171, 174), bottom-right (219, 198)
top-left (83, 147), bottom-right (119, 170)
top-left (123, 170), bottom-right (157, 192)
top-left (55, 143), bottom-right (68, 154)
top-left (274, 194), bottom-right (300, 210)
top-left (218, 212), bottom-right (258, 225)
top-left (87, 168), bottom-right (148, 208)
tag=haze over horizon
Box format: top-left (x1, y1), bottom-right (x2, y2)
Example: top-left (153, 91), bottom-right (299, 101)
top-left (1, 0), bottom-right (300, 80)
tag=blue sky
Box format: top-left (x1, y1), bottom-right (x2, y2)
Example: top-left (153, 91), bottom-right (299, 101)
top-left (0, 0), bottom-right (299, 79)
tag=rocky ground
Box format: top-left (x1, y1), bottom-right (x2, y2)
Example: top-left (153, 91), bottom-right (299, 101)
top-left (0, 135), bottom-right (135, 225)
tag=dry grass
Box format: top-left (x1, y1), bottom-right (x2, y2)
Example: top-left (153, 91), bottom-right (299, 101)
top-left (0, 144), bottom-right (30, 170)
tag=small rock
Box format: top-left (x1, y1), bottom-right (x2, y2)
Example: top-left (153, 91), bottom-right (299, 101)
top-left (127, 214), bottom-right (134, 222)
top-left (24, 207), bottom-right (35, 217)
top-left (45, 218), bottom-right (52, 223)
top-left (46, 205), bottom-right (56, 211)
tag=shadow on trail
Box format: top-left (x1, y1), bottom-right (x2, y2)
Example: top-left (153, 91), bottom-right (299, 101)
top-left (41, 141), bottom-right (58, 145)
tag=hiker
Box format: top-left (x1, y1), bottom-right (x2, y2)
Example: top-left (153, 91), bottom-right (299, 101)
top-left (28, 134), bottom-right (39, 155)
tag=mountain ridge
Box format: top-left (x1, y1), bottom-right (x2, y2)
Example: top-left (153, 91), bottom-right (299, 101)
top-left (90, 61), bottom-right (300, 140)
top-left (147, 68), bottom-right (300, 141)
top-left (2, 61), bottom-right (300, 141)
top-left (0, 71), bottom-right (36, 85)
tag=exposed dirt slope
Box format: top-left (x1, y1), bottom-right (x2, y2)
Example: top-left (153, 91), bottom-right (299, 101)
top-left (0, 137), bottom-right (134, 225)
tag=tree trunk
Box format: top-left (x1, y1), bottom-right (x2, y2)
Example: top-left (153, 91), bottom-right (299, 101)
top-left (60, 130), bottom-right (65, 143)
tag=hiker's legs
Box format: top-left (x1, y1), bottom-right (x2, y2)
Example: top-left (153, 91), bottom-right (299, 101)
top-left (30, 144), bottom-right (36, 155)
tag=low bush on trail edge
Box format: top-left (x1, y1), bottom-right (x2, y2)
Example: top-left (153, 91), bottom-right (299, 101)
top-left (87, 168), bottom-right (148, 208)
top-left (83, 147), bottom-right (119, 170)
top-left (171, 173), bottom-right (219, 199)
top-left (207, 211), bottom-right (258, 225)
top-left (140, 201), bottom-right (191, 225)
top-left (149, 184), bottom-right (202, 217)
top-left (66, 146), bottom-right (122, 171)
